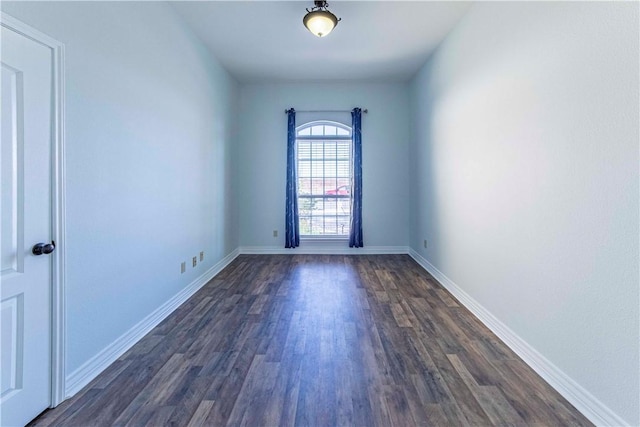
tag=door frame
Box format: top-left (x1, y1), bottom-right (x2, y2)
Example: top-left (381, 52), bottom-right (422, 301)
top-left (1, 13), bottom-right (66, 407)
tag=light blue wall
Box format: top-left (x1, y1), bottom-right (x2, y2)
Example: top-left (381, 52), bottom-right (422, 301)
top-left (1, 2), bottom-right (239, 375)
top-left (236, 83), bottom-right (410, 248)
top-left (409, 2), bottom-right (639, 424)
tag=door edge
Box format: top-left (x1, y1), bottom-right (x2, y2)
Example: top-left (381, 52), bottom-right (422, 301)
top-left (1, 12), bottom-right (67, 408)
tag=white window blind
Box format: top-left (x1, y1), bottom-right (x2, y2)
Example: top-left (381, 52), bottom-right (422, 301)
top-left (296, 121), bottom-right (352, 236)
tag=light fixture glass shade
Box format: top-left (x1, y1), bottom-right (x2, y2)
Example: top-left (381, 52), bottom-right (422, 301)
top-left (303, 10), bottom-right (338, 37)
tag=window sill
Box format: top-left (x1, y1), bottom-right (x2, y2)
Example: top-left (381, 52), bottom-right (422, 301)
top-left (300, 236), bottom-right (349, 242)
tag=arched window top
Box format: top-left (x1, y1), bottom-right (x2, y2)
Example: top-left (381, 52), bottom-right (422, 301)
top-left (296, 120), bottom-right (351, 138)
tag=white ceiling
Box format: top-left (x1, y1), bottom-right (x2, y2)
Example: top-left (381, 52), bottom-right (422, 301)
top-left (170, 1), bottom-right (472, 83)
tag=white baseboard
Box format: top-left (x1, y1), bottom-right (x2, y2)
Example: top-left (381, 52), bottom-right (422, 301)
top-left (408, 248), bottom-right (628, 427)
top-left (239, 245), bottom-right (409, 255)
top-left (65, 248), bottom-right (240, 398)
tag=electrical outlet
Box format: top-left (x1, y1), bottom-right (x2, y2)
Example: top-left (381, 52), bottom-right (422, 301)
top-left (200, 251), bottom-right (204, 261)
top-left (273, 230), bottom-right (278, 237)
top-left (181, 262), bottom-right (186, 274)
top-left (192, 256), bottom-right (197, 267)
top-left (423, 239), bottom-right (428, 249)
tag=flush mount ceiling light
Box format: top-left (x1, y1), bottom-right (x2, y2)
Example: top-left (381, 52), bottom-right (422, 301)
top-left (303, 1), bottom-right (341, 38)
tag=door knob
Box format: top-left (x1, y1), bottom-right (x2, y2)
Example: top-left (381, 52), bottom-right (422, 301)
top-left (32, 241), bottom-right (55, 256)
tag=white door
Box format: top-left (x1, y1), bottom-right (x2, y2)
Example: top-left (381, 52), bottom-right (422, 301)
top-left (1, 23), bottom-right (54, 427)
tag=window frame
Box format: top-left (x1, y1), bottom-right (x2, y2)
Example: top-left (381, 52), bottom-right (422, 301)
top-left (296, 120), bottom-right (352, 239)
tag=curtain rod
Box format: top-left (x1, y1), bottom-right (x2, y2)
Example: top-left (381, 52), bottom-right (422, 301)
top-left (284, 108), bottom-right (368, 114)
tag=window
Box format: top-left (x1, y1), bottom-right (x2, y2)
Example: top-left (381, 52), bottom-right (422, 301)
top-left (296, 121), bottom-right (352, 237)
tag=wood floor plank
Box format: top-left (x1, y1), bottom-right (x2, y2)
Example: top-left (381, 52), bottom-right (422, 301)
top-left (186, 400), bottom-right (215, 427)
top-left (143, 406), bottom-right (175, 427)
top-left (231, 356), bottom-right (280, 427)
top-left (30, 254), bottom-right (593, 427)
top-left (165, 374), bottom-right (211, 426)
top-left (475, 385), bottom-right (528, 426)
top-left (384, 383), bottom-right (416, 426)
top-left (390, 302), bottom-right (413, 327)
top-left (113, 353), bottom-right (190, 426)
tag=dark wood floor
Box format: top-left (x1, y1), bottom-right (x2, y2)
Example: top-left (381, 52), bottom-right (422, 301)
top-left (31, 255), bottom-right (592, 426)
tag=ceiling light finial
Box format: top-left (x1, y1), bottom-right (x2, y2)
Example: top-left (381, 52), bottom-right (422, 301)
top-left (303, 0), bottom-right (341, 38)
